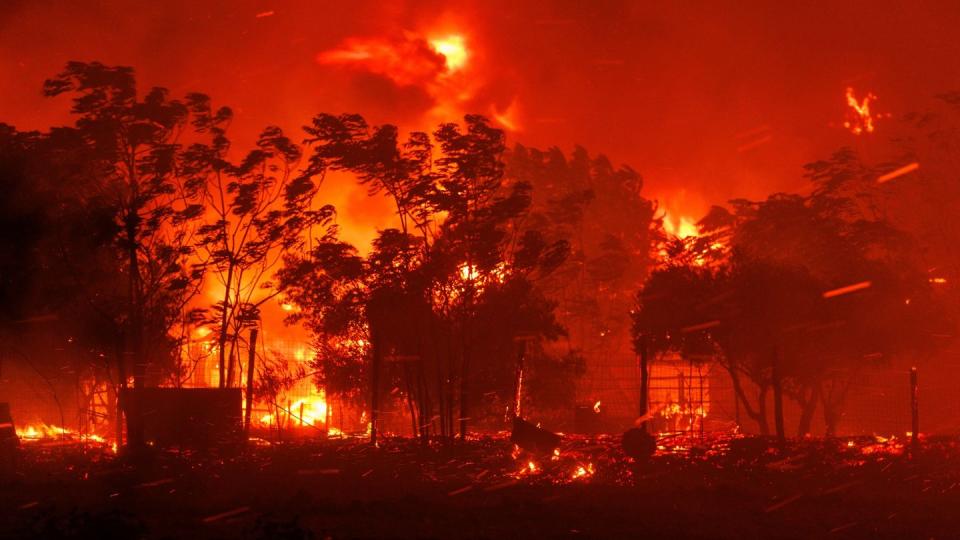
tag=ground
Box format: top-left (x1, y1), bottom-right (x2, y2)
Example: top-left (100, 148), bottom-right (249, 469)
top-left (1, 433), bottom-right (958, 539)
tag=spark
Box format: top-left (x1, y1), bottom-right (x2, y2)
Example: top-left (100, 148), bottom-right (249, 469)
top-left (255, 11), bottom-right (275, 18)
top-left (877, 162), bottom-right (919, 184)
top-left (822, 280), bottom-right (872, 299)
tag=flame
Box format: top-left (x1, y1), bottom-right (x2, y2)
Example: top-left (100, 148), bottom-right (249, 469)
top-left (254, 388), bottom-right (334, 434)
top-left (16, 423), bottom-right (109, 445)
top-left (662, 212), bottom-right (699, 239)
top-left (593, 400), bottom-right (601, 413)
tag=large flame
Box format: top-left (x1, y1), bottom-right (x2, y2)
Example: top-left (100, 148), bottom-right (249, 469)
top-left (662, 212), bottom-right (700, 239)
top-left (429, 34), bottom-right (468, 73)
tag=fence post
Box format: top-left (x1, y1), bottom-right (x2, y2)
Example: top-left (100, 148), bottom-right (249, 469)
top-left (910, 366), bottom-right (919, 452)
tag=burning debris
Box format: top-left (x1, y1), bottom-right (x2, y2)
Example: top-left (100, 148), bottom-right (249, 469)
top-left (843, 87), bottom-right (891, 135)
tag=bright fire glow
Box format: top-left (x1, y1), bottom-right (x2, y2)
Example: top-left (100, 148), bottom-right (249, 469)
top-left (16, 423), bottom-right (108, 445)
top-left (429, 35), bottom-right (468, 73)
top-left (593, 400), bottom-right (602, 413)
top-left (571, 463), bottom-right (595, 479)
top-left (662, 212), bottom-right (699, 239)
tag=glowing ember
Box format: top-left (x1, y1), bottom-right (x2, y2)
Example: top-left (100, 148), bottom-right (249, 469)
top-left (571, 463), bottom-right (595, 480)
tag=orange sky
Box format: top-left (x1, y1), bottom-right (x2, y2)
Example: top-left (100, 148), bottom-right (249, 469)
top-left (2, 0), bottom-right (960, 248)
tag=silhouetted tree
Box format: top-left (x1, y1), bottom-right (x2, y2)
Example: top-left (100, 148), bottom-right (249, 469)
top-left (182, 96), bottom-right (334, 388)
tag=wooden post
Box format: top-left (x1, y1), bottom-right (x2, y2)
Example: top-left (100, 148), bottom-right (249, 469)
top-left (910, 366), bottom-right (919, 451)
top-left (243, 328), bottom-right (258, 438)
top-left (514, 340), bottom-right (526, 418)
top-left (512, 335), bottom-right (537, 419)
top-left (638, 336), bottom-right (649, 433)
top-left (370, 331), bottom-right (381, 445)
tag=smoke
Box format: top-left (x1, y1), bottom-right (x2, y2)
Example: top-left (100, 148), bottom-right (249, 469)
top-left (2, 0), bottom-right (960, 233)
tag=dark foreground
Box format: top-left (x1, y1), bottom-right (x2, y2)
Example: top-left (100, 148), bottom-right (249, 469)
top-left (1, 433), bottom-right (958, 539)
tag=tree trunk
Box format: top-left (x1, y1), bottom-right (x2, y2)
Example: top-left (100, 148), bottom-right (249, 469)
top-left (771, 348), bottom-right (785, 441)
top-left (243, 328), bottom-right (258, 438)
top-left (459, 329), bottom-right (471, 439)
top-left (757, 385), bottom-right (770, 436)
top-left (822, 403), bottom-right (839, 438)
top-left (370, 329), bottom-right (381, 445)
top-left (124, 209), bottom-right (145, 448)
top-left (796, 384), bottom-right (820, 437)
top-left (217, 265), bottom-right (234, 388)
top-left (724, 361), bottom-right (769, 434)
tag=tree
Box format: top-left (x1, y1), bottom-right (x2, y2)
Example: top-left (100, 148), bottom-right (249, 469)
top-left (283, 114), bottom-right (572, 442)
top-left (42, 62), bottom-right (209, 446)
top-left (182, 97), bottom-right (334, 389)
top-left (505, 145), bottom-right (657, 417)
top-left (635, 147), bottom-right (947, 437)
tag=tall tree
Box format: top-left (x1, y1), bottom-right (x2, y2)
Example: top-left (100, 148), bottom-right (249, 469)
top-left (183, 97), bottom-right (334, 388)
top-left (43, 62), bottom-right (208, 445)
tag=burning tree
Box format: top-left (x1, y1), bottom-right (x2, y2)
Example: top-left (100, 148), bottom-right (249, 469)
top-left (281, 114), bottom-right (572, 441)
top-left (180, 97), bottom-right (334, 390)
top-left (634, 148), bottom-right (947, 437)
